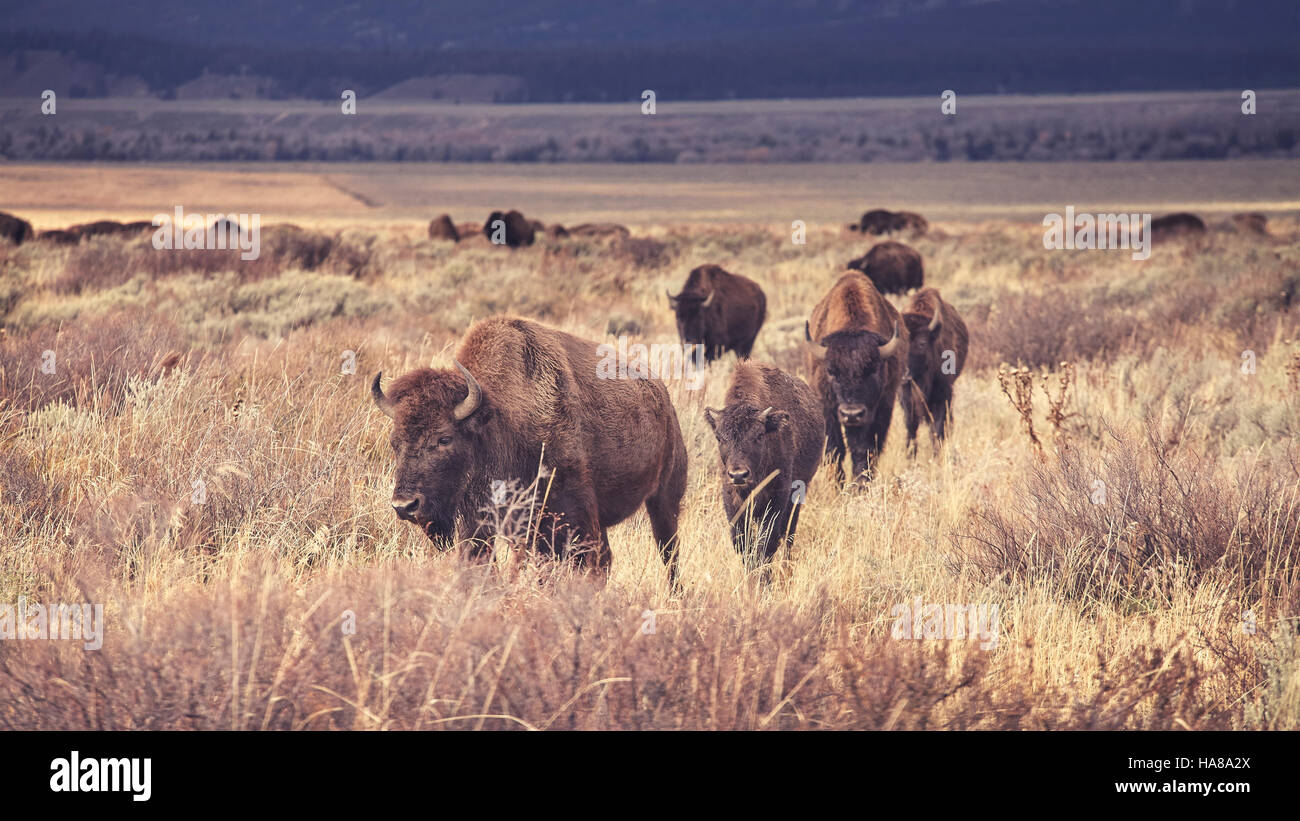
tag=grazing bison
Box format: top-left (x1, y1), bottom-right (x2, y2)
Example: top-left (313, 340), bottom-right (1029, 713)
top-left (120, 220), bottom-right (156, 237)
top-left (894, 211), bottom-right (929, 236)
top-left (262, 224), bottom-right (333, 270)
top-left (371, 316), bottom-right (687, 580)
top-left (667, 264), bottom-right (766, 363)
top-left (36, 229), bottom-right (80, 245)
top-left (1230, 212), bottom-right (1269, 236)
top-left (568, 223), bottom-right (630, 239)
top-left (704, 361), bottom-right (822, 564)
top-left (69, 220), bottom-right (128, 239)
top-left (846, 241), bottom-right (924, 295)
top-left (0, 212), bottom-right (35, 245)
top-left (1150, 213), bottom-right (1206, 242)
top-left (899, 288), bottom-right (968, 454)
top-left (805, 272), bottom-right (908, 485)
top-left (482, 210), bottom-right (535, 247)
top-left (428, 214), bottom-right (459, 241)
top-left (852, 210), bottom-right (897, 235)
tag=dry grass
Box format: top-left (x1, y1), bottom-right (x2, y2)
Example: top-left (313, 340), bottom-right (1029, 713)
top-left (1, 215), bottom-right (1298, 730)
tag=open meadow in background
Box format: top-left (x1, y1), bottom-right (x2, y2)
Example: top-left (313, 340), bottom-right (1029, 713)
top-left (1, 159), bottom-right (1298, 730)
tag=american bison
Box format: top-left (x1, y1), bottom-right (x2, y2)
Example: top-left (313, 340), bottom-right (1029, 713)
top-left (667, 264), bottom-right (766, 363)
top-left (894, 211), bottom-right (929, 236)
top-left (899, 288), bottom-right (968, 454)
top-left (482, 210), bottom-right (535, 247)
top-left (121, 220), bottom-right (156, 237)
top-left (0, 212), bottom-right (35, 245)
top-left (805, 272), bottom-right (908, 485)
top-left (371, 316), bottom-right (687, 580)
top-left (68, 220), bottom-right (129, 239)
top-left (846, 241), bottom-right (924, 295)
top-left (262, 224), bottom-right (334, 270)
top-left (850, 209), bottom-right (927, 237)
top-left (1150, 213), bottom-right (1206, 242)
top-left (36, 229), bottom-right (80, 245)
top-left (704, 361), bottom-right (822, 564)
top-left (568, 223), bottom-right (630, 239)
top-left (543, 223), bottom-right (570, 239)
top-left (428, 214), bottom-right (459, 241)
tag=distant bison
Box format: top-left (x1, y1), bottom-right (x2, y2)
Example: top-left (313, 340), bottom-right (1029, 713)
top-left (36, 229), bottom-right (80, 245)
top-left (568, 223), bottom-right (630, 239)
top-left (667, 264), bottom-right (766, 363)
top-left (705, 361), bottom-right (822, 564)
top-left (850, 209), bottom-right (927, 237)
top-left (1230, 212), bottom-right (1269, 236)
top-left (428, 214), bottom-right (459, 241)
top-left (899, 288), bottom-right (968, 454)
top-left (1150, 213), bottom-right (1206, 242)
top-left (0, 212), bottom-right (35, 245)
top-left (371, 316), bottom-right (687, 580)
top-left (482, 210), bottom-right (535, 247)
top-left (846, 241), bottom-right (924, 295)
top-left (120, 220), bottom-right (156, 237)
top-left (894, 211), bottom-right (929, 236)
top-left (805, 272), bottom-right (908, 485)
top-left (68, 220), bottom-right (129, 239)
top-left (262, 224), bottom-right (334, 270)
top-left (543, 223), bottom-right (570, 239)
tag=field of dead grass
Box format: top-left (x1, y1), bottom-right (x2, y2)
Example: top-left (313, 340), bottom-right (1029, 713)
top-left (0, 214), bottom-right (1297, 729)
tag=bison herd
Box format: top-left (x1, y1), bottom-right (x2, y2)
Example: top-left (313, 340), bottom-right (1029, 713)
top-left (425, 209), bottom-right (629, 248)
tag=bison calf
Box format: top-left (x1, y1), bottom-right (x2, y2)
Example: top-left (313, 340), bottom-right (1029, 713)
top-left (846, 241), bottom-right (924, 295)
top-left (805, 272), bottom-right (908, 485)
top-left (667, 264), bottom-right (766, 363)
top-left (371, 316), bottom-right (687, 581)
top-left (705, 362), bottom-right (822, 565)
top-left (899, 288), bottom-right (968, 454)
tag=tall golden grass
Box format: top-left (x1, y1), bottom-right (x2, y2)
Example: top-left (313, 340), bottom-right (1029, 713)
top-left (0, 218), bottom-right (1297, 729)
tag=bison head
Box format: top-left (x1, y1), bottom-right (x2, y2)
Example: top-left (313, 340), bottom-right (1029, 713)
top-left (704, 403), bottom-right (791, 494)
top-left (371, 361), bottom-right (486, 542)
top-left (902, 306), bottom-right (942, 394)
top-left (806, 320), bottom-right (901, 427)
top-left (667, 289), bottom-right (716, 348)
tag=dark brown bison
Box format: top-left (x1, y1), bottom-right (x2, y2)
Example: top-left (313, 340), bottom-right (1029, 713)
top-left (428, 214), bottom-right (459, 241)
top-left (120, 220), bottom-right (156, 237)
top-left (1230, 212), bottom-right (1269, 236)
top-left (852, 210), bottom-right (896, 235)
top-left (482, 210), bottom-right (535, 247)
top-left (36, 229), bottom-right (80, 245)
top-left (371, 316), bottom-right (687, 580)
top-left (69, 220), bottom-right (128, 239)
top-left (0, 211), bottom-right (35, 245)
top-left (1150, 212), bottom-right (1206, 242)
top-left (667, 264), bottom-right (766, 363)
top-left (893, 211), bottom-right (929, 236)
top-left (568, 223), bottom-right (630, 239)
top-left (846, 241), bottom-right (924, 295)
top-left (899, 288), bottom-right (968, 454)
top-left (704, 361), bottom-right (822, 564)
top-left (805, 272), bottom-right (908, 485)
top-left (262, 224), bottom-right (334, 270)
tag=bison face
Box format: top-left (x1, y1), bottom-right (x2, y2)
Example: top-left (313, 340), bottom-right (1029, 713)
top-left (667, 290), bottom-right (716, 348)
top-left (371, 363), bottom-right (485, 542)
top-left (902, 308), bottom-right (942, 393)
top-left (704, 404), bottom-right (791, 493)
top-left (807, 324), bottom-right (901, 428)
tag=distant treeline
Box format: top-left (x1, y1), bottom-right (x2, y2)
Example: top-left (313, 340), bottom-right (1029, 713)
top-left (1, 28), bottom-right (1297, 103)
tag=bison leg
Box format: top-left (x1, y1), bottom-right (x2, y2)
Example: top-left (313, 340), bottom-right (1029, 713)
top-left (901, 389), bottom-right (922, 458)
top-left (847, 403), bottom-right (894, 485)
top-left (645, 489), bottom-right (682, 586)
top-left (537, 476), bottom-right (609, 571)
top-left (929, 382), bottom-right (953, 443)
top-left (823, 410), bottom-right (847, 486)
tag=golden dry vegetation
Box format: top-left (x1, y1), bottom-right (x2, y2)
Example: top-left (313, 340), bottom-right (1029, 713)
top-left (0, 204), bottom-right (1298, 729)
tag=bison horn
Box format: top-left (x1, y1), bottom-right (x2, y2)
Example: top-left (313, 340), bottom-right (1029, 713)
top-left (803, 321), bottom-right (827, 361)
top-left (878, 321), bottom-right (901, 357)
top-left (371, 372), bottom-right (395, 419)
top-left (666, 289), bottom-right (679, 305)
top-left (757, 406), bottom-right (774, 422)
top-left (928, 303), bottom-right (942, 332)
top-left (701, 290), bottom-right (715, 308)
top-left (452, 360), bottom-right (482, 421)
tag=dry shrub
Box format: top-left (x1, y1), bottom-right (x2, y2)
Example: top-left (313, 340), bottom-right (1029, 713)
top-left (611, 236), bottom-right (672, 269)
top-left (0, 306), bottom-right (187, 413)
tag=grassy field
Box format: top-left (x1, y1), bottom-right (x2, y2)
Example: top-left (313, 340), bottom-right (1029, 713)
top-left (0, 177), bottom-right (1298, 729)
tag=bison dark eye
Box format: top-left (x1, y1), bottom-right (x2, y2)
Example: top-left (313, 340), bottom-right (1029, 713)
top-left (438, 435), bottom-right (452, 446)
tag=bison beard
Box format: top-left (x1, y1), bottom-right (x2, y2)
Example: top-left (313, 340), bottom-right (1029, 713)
top-left (704, 362), bottom-right (822, 565)
top-left (371, 316), bottom-right (687, 581)
top-left (805, 272), bottom-right (908, 486)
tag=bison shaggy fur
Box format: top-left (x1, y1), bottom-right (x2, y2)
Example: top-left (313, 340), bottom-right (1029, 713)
top-left (0, 212), bottom-right (35, 245)
top-left (846, 241), bottom-right (924, 295)
top-left (667, 264), bottom-right (766, 363)
top-left (482, 210), bottom-right (536, 247)
top-left (705, 361), bottom-right (823, 564)
top-left (372, 316), bottom-right (687, 580)
top-left (899, 288), bottom-right (968, 453)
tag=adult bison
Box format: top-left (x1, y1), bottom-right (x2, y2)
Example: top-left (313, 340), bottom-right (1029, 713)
top-left (851, 210), bottom-right (897, 235)
top-left (428, 214), bottom-right (459, 241)
top-left (666, 264), bottom-right (766, 363)
top-left (371, 316), bottom-right (687, 580)
top-left (899, 288), bottom-right (968, 454)
top-left (482, 210), bottom-right (535, 247)
top-left (69, 220), bottom-right (128, 239)
top-left (1150, 213), bottom-right (1206, 242)
top-left (893, 211), bottom-right (928, 236)
top-left (36, 229), bottom-right (80, 245)
top-left (0, 211), bottom-right (35, 245)
top-left (805, 272), bottom-right (908, 485)
top-left (704, 361), bottom-right (822, 565)
top-left (846, 241), bottom-right (924, 295)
